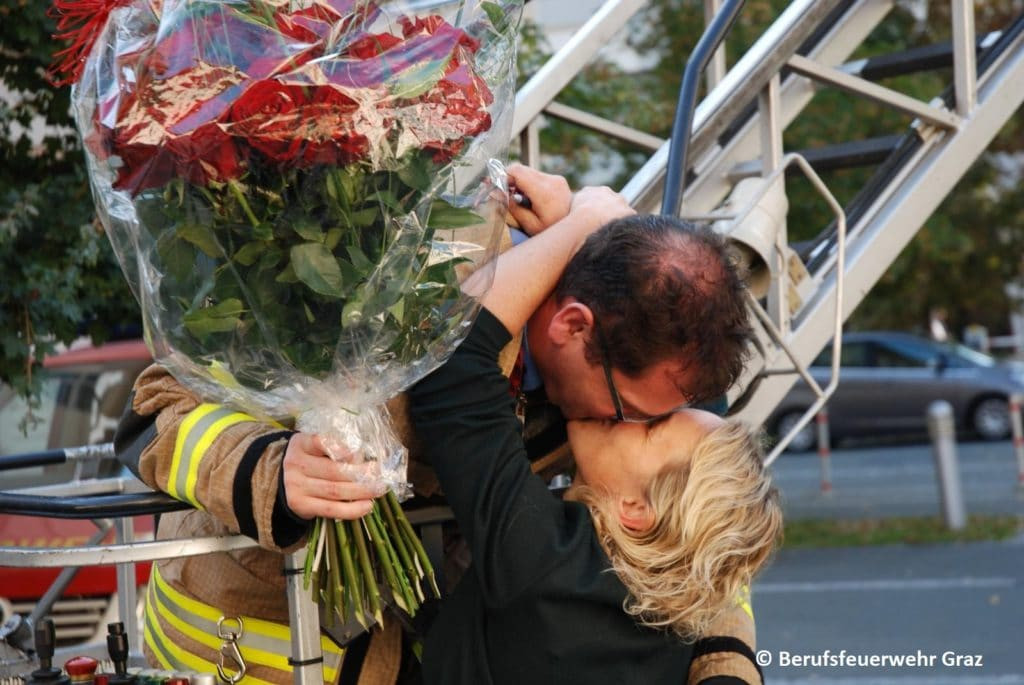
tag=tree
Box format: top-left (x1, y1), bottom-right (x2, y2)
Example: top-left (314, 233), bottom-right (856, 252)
top-left (0, 0), bottom-right (139, 420)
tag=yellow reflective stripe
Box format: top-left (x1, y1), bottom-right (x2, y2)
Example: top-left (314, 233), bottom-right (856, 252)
top-left (150, 566), bottom-right (343, 681)
top-left (169, 404), bottom-right (252, 509)
top-left (737, 585), bottom-right (754, 620)
top-left (151, 569), bottom-right (292, 672)
top-left (169, 404), bottom-right (220, 503)
top-left (144, 585), bottom-right (278, 685)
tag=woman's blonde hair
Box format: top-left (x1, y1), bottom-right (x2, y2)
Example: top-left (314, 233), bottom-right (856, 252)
top-left (568, 420), bottom-right (782, 641)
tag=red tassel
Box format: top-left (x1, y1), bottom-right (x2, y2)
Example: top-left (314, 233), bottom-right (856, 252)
top-left (47, 0), bottom-right (130, 87)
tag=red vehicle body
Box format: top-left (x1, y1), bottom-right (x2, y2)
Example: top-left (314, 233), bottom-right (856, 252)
top-left (0, 340), bottom-right (154, 644)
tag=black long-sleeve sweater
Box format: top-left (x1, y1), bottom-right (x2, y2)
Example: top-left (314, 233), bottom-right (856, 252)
top-left (408, 307), bottom-right (693, 685)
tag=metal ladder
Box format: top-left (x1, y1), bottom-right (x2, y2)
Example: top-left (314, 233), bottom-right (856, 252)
top-left (516, 0), bottom-right (1024, 461)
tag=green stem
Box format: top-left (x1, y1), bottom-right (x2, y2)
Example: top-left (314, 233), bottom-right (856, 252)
top-left (352, 517), bottom-right (383, 626)
top-left (335, 520), bottom-right (367, 628)
top-left (228, 180), bottom-right (260, 228)
top-left (379, 491), bottom-right (421, 602)
top-left (376, 504), bottom-right (419, 614)
top-left (363, 503), bottom-right (407, 613)
top-left (303, 517), bottom-right (322, 591)
top-left (369, 503), bottom-right (417, 614)
top-left (388, 491), bottom-right (440, 598)
top-left (325, 522), bottom-right (342, 623)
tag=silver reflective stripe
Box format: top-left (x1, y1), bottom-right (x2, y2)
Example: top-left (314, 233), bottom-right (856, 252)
top-left (144, 584), bottom-right (192, 673)
top-left (151, 572), bottom-right (296, 658)
top-left (148, 567), bottom-right (345, 676)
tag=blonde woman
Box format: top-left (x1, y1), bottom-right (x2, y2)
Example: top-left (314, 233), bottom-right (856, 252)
top-left (404, 189), bottom-right (782, 683)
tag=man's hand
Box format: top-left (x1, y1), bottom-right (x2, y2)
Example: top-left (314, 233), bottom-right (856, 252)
top-left (283, 433), bottom-right (383, 520)
top-left (506, 163), bottom-right (572, 236)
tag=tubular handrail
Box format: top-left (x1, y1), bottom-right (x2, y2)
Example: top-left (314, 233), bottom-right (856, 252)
top-left (661, 0), bottom-right (746, 216)
top-left (623, 0), bottom-right (847, 209)
top-left (0, 443), bottom-right (115, 472)
top-left (0, 490), bottom-right (189, 519)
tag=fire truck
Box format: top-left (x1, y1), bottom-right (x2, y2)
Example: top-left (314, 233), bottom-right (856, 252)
top-left (0, 341), bottom-right (154, 645)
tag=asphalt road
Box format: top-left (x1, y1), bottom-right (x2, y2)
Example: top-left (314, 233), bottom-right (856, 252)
top-left (753, 537), bottom-right (1024, 683)
top-left (770, 438), bottom-right (1024, 520)
top-left (754, 438), bottom-right (1024, 683)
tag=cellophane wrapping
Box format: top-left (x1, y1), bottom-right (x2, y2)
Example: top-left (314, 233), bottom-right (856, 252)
top-left (70, 0), bottom-right (523, 495)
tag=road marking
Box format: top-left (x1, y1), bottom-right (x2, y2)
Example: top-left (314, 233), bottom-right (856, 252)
top-left (770, 677), bottom-right (1024, 685)
top-left (757, 577), bottom-right (1016, 593)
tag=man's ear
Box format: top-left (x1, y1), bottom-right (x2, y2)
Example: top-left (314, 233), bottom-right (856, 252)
top-left (618, 496), bottom-right (655, 532)
top-left (547, 300), bottom-right (595, 345)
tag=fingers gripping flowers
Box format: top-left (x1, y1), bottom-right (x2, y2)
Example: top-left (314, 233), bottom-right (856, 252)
top-left (57, 0), bottom-right (522, 629)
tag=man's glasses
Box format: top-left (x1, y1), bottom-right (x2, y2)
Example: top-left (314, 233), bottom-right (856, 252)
top-left (592, 318), bottom-right (687, 424)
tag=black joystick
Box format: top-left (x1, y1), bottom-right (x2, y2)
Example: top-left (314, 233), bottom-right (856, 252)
top-left (105, 623), bottom-right (136, 685)
top-left (26, 619), bottom-right (71, 685)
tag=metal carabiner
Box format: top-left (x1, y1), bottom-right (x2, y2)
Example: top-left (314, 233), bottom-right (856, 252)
top-left (216, 616), bottom-right (247, 684)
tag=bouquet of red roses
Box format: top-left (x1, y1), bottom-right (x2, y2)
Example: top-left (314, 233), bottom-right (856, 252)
top-left (55, 0), bottom-right (521, 627)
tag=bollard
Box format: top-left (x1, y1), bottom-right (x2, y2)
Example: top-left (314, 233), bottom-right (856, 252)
top-left (927, 400), bottom-right (966, 531)
top-left (1010, 393), bottom-right (1024, 490)
top-left (816, 409), bottom-right (832, 495)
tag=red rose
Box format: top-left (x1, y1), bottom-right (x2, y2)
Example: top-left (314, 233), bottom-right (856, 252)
top-left (168, 122), bottom-right (244, 186)
top-left (275, 1), bottom-right (381, 45)
top-left (396, 50), bottom-right (495, 163)
top-left (347, 33), bottom-right (403, 60)
top-left (398, 15), bottom-right (480, 53)
top-left (112, 120), bottom-right (243, 194)
top-left (111, 139), bottom-right (175, 193)
top-left (150, 4), bottom-right (318, 83)
top-left (228, 80), bottom-right (368, 168)
top-left (227, 81), bottom-right (310, 163)
top-left (293, 85), bottom-right (368, 167)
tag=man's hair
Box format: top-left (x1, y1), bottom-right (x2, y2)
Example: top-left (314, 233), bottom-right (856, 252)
top-left (570, 421), bottom-right (782, 640)
top-left (554, 214), bottom-right (752, 403)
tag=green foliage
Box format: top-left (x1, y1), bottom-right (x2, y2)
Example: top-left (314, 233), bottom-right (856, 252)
top-left (140, 158), bottom-right (472, 388)
top-left (783, 514), bottom-right (1023, 548)
top-left (1, 0), bottom-right (139, 415)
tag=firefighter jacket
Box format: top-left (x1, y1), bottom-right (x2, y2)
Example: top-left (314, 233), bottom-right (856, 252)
top-left (115, 365), bottom-right (410, 685)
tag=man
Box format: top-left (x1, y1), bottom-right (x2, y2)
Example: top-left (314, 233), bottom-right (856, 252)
top-left (507, 164), bottom-right (750, 423)
top-left (116, 169), bottom-right (760, 684)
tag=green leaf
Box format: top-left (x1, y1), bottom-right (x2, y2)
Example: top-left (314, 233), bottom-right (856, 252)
top-left (482, 2), bottom-right (511, 35)
top-left (397, 156), bottom-right (432, 193)
top-left (350, 207), bottom-right (380, 228)
top-left (252, 222), bottom-right (274, 241)
top-left (369, 190), bottom-right (404, 213)
top-left (177, 222), bottom-right (222, 258)
top-left (276, 262), bottom-right (299, 283)
top-left (291, 242), bottom-right (345, 297)
top-left (234, 241), bottom-right (265, 266)
top-left (388, 57), bottom-right (449, 99)
top-left (293, 219), bottom-right (325, 242)
top-left (346, 246), bottom-right (374, 274)
top-left (387, 298), bottom-right (405, 322)
top-left (184, 298), bottom-right (245, 340)
top-left (325, 228), bottom-right (344, 251)
top-left (427, 201), bottom-right (485, 229)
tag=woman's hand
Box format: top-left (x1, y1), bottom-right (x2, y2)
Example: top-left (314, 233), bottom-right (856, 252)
top-left (506, 163), bottom-right (572, 236)
top-left (282, 433), bottom-right (383, 520)
top-left (564, 186), bottom-right (635, 244)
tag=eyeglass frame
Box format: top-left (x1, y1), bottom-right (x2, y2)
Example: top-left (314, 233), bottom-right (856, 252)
top-left (591, 317), bottom-right (688, 424)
